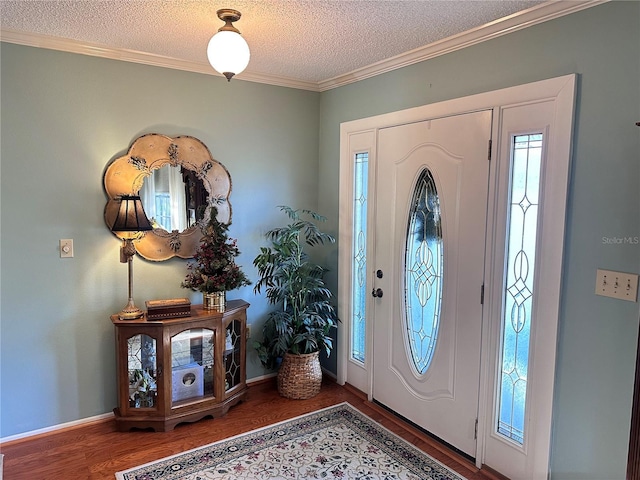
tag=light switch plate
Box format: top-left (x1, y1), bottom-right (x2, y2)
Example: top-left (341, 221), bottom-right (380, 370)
top-left (595, 269), bottom-right (638, 302)
top-left (60, 239), bottom-right (74, 258)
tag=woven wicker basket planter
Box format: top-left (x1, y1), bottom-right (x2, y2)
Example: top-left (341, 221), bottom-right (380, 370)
top-left (277, 351), bottom-right (322, 400)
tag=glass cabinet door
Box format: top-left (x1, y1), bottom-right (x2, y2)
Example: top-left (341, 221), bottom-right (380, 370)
top-left (170, 328), bottom-right (215, 407)
top-left (224, 320), bottom-right (242, 392)
top-left (127, 334), bottom-right (158, 409)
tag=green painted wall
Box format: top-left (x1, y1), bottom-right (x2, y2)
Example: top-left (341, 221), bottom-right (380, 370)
top-left (0, 43), bottom-right (320, 437)
top-left (1, 2), bottom-right (639, 479)
top-left (318, 2), bottom-right (639, 479)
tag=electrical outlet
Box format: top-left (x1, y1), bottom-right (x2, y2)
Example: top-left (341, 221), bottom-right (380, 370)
top-left (595, 269), bottom-right (638, 302)
top-left (60, 239), bottom-right (74, 258)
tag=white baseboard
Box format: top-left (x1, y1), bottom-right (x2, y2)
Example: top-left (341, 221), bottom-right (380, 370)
top-left (246, 372), bottom-right (277, 384)
top-left (1, 374), bottom-right (280, 444)
top-left (1, 371), bottom-right (335, 444)
top-left (322, 367), bottom-right (337, 381)
top-left (0, 412), bottom-right (114, 444)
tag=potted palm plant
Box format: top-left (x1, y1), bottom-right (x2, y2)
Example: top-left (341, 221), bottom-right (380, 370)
top-left (253, 206), bottom-right (338, 399)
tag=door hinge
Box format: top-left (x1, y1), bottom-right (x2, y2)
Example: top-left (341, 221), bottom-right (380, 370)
top-left (487, 139), bottom-right (492, 161)
top-left (474, 418), bottom-right (479, 439)
top-left (480, 283), bottom-right (485, 305)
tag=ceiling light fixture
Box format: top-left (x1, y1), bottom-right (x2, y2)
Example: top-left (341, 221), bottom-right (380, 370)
top-left (207, 8), bottom-right (250, 82)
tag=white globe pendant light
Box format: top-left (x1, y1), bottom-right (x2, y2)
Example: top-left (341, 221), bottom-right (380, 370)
top-left (207, 9), bottom-right (250, 82)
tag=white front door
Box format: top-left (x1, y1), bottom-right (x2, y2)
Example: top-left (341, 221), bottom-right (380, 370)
top-left (372, 111), bottom-right (491, 458)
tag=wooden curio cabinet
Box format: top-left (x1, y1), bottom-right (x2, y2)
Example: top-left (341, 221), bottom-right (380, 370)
top-left (111, 300), bottom-right (249, 432)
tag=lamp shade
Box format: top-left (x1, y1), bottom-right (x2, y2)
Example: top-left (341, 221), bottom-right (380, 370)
top-left (111, 195), bottom-right (153, 232)
top-left (207, 30), bottom-right (250, 80)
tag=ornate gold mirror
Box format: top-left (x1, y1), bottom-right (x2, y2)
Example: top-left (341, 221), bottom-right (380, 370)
top-left (104, 134), bottom-right (232, 261)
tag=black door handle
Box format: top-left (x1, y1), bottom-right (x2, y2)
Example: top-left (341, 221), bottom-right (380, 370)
top-left (371, 288), bottom-right (383, 298)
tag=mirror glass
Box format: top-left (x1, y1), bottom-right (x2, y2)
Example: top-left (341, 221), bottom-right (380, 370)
top-left (139, 166), bottom-right (208, 232)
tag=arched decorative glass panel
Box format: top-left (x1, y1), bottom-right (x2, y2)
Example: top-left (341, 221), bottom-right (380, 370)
top-left (404, 168), bottom-right (443, 375)
top-left (497, 133), bottom-right (543, 445)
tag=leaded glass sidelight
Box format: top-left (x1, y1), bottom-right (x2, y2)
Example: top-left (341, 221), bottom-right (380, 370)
top-left (351, 153), bottom-right (369, 364)
top-left (404, 168), bottom-right (443, 375)
top-left (497, 133), bottom-right (543, 445)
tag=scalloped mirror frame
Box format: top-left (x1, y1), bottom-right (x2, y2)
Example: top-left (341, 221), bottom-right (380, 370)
top-left (104, 133), bottom-right (232, 261)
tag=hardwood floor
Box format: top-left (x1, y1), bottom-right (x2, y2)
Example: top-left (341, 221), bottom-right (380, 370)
top-left (1, 379), bottom-right (503, 479)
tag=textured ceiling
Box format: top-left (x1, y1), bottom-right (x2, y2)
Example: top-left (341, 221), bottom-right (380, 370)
top-left (0, 1), bottom-right (593, 88)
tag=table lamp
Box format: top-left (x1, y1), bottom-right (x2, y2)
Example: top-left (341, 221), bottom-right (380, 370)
top-left (110, 195), bottom-right (153, 320)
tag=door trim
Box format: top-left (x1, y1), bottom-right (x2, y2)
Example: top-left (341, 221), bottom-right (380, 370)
top-left (338, 74), bottom-right (576, 476)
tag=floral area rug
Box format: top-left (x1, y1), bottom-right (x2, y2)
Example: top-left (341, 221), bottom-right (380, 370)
top-left (116, 402), bottom-right (467, 480)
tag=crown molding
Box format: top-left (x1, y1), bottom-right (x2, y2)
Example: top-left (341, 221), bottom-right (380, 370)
top-left (317, 0), bottom-right (607, 91)
top-left (1, 0), bottom-right (606, 93)
top-left (0, 29), bottom-right (320, 91)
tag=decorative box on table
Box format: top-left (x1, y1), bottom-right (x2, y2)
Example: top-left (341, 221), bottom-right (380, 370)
top-left (145, 298), bottom-right (191, 320)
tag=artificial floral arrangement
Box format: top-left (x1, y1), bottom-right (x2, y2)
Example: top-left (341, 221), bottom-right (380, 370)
top-left (181, 206), bottom-right (251, 294)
